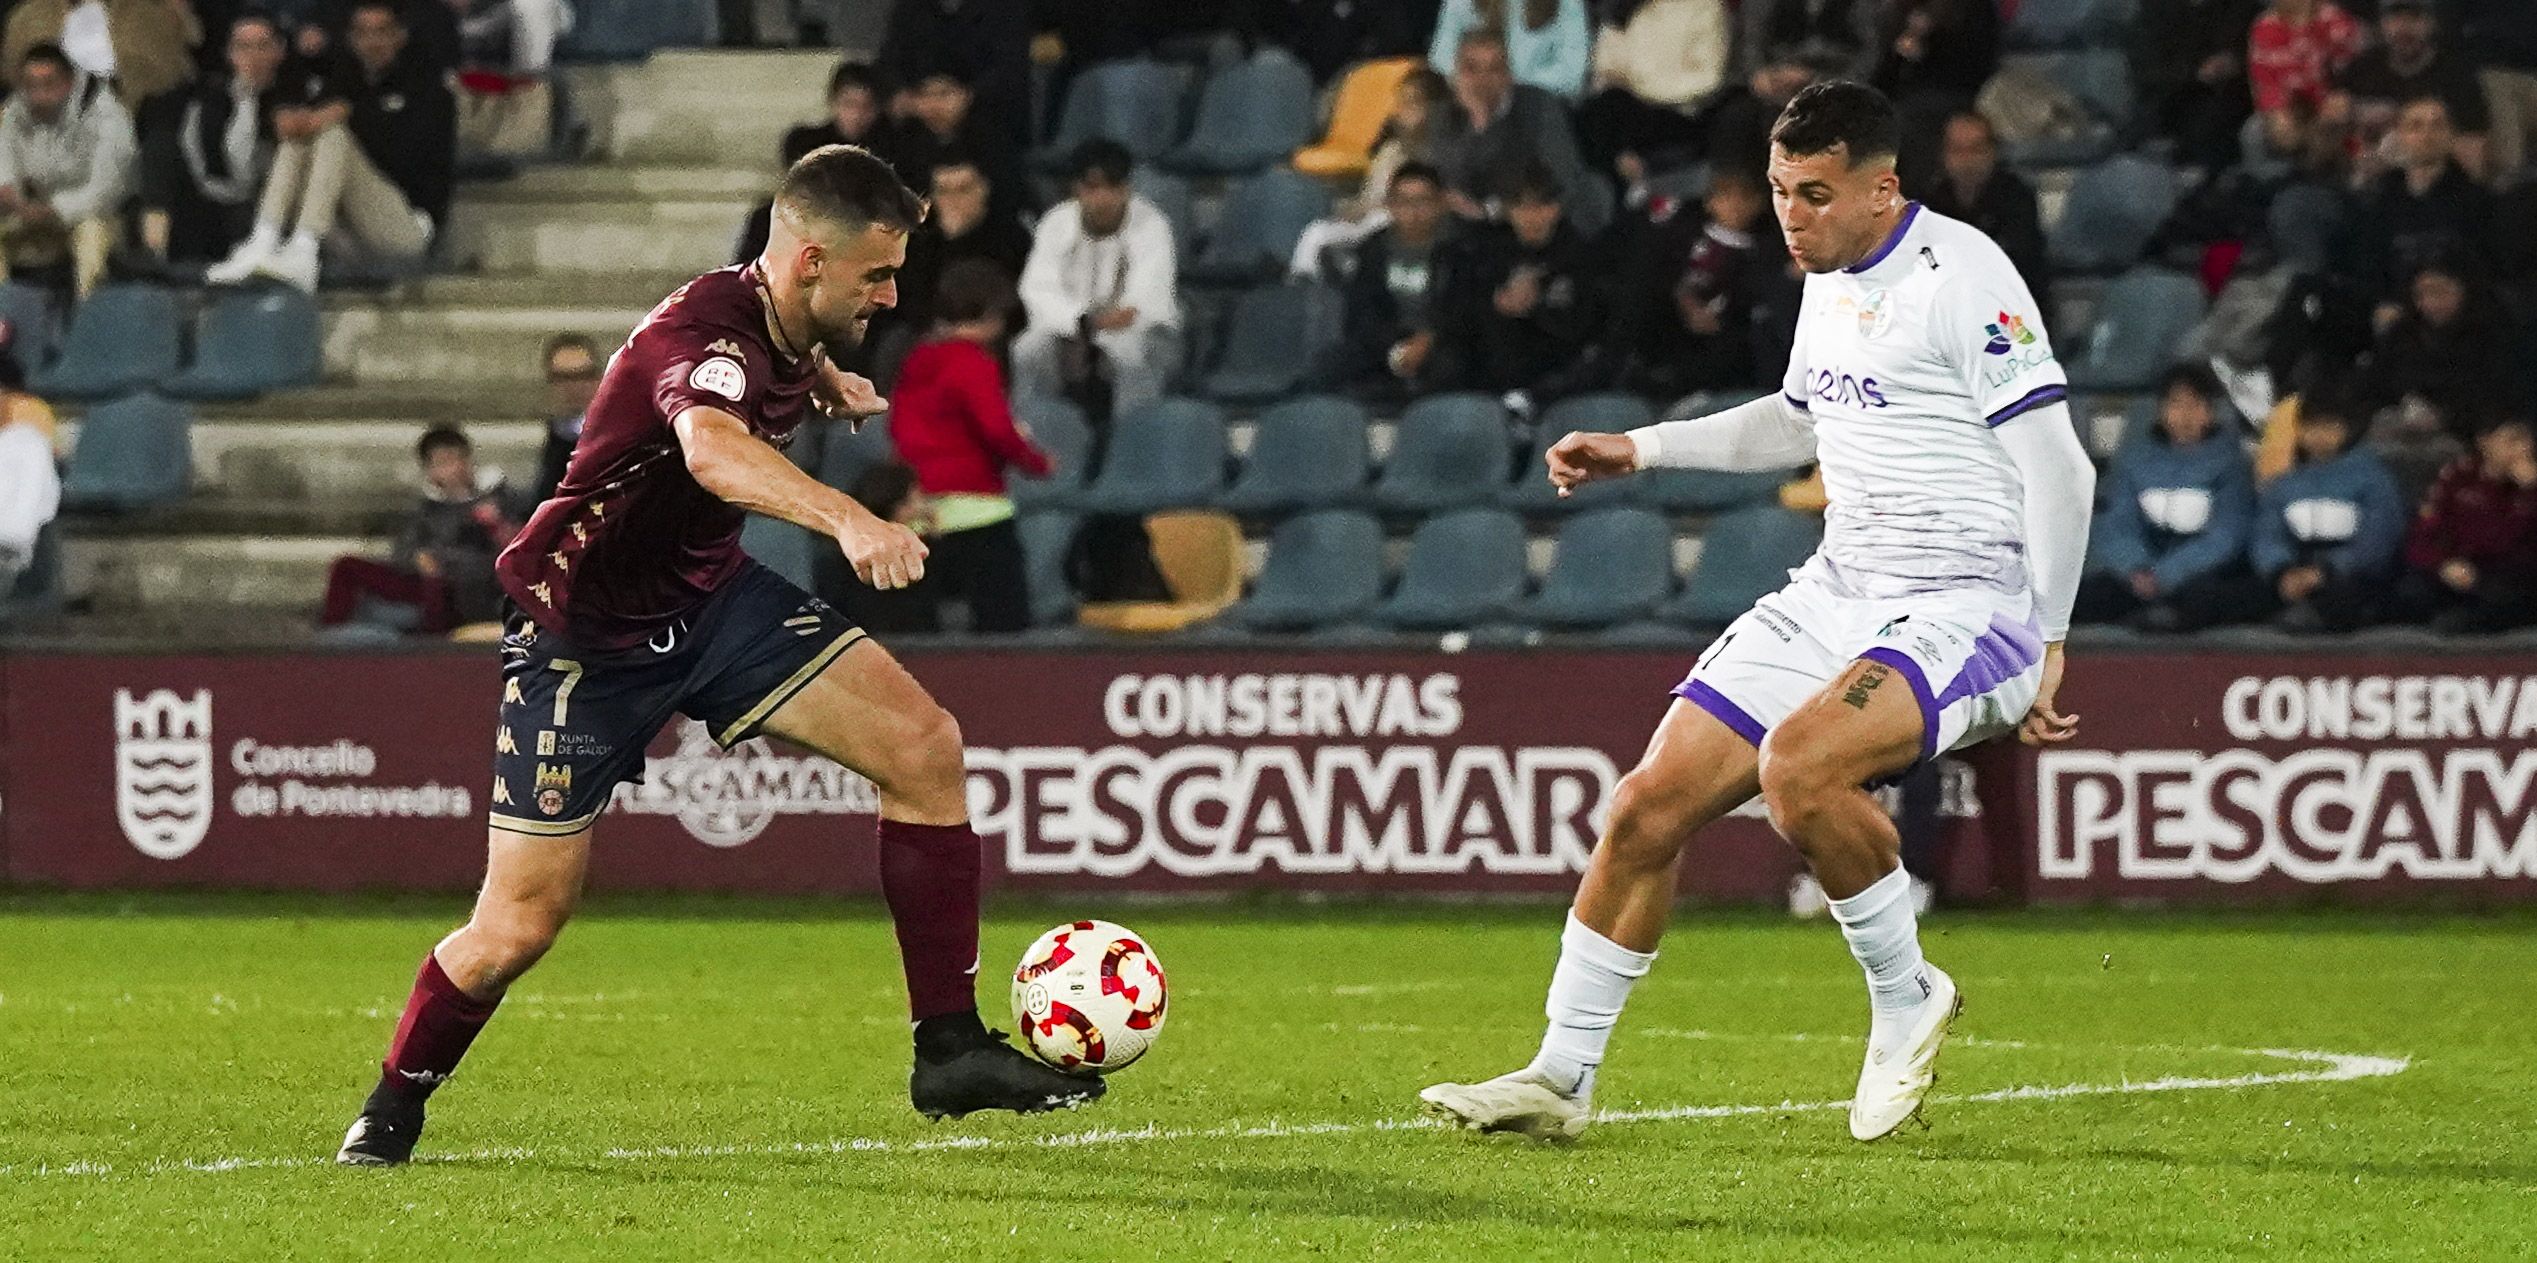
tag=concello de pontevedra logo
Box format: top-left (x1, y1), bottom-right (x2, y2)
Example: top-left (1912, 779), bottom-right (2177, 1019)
top-left (114, 688), bottom-right (215, 859)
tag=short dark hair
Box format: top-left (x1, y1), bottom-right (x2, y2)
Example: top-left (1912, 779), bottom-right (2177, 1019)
top-left (1068, 138), bottom-right (1133, 186)
top-left (1499, 159), bottom-right (1564, 206)
top-left (1707, 166), bottom-right (1765, 201)
top-left (19, 42), bottom-right (71, 77)
top-left (827, 60), bottom-right (884, 101)
top-left (933, 259), bottom-right (1015, 325)
top-left (416, 427), bottom-right (471, 462)
top-left (2160, 362), bottom-right (2223, 402)
top-left (543, 333), bottom-right (597, 370)
top-left (1389, 161), bottom-right (1443, 194)
top-left (776, 144), bottom-right (925, 237)
top-left (1771, 81), bottom-right (1902, 166)
top-left (924, 146), bottom-right (986, 183)
top-left (1455, 26), bottom-right (1509, 59)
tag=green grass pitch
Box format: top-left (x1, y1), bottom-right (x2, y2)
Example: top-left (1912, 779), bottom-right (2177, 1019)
top-left (3, 893), bottom-right (2532, 1260)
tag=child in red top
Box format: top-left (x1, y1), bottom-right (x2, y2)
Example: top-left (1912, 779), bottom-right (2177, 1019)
top-left (885, 259), bottom-right (1055, 632)
top-left (2398, 415), bottom-right (2537, 633)
top-left (2250, 0), bottom-right (2366, 117)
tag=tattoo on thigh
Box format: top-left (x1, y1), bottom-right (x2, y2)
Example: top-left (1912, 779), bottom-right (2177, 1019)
top-left (1841, 663), bottom-right (1890, 710)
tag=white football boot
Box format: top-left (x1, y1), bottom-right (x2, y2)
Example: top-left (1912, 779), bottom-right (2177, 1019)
top-left (1848, 963), bottom-right (1962, 1141)
top-left (1419, 1067), bottom-right (1592, 1141)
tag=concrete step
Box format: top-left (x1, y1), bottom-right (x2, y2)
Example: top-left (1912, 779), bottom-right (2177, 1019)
top-left (198, 381), bottom-right (536, 424)
top-left (368, 269), bottom-right (697, 311)
top-left (563, 50), bottom-right (833, 168)
top-left (59, 415), bottom-right (544, 502)
top-left (437, 193), bottom-right (749, 275)
top-left (321, 301), bottom-right (650, 384)
top-left (459, 164), bottom-right (770, 204)
top-left (63, 531), bottom-right (382, 613)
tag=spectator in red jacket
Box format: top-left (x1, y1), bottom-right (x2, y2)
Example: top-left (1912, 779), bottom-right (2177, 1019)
top-left (887, 258), bottom-right (1054, 633)
top-left (2249, 0), bottom-right (2365, 143)
top-left (2396, 414), bottom-right (2537, 633)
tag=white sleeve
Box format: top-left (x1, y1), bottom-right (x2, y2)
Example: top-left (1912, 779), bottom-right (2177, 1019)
top-left (1121, 200), bottom-right (1180, 329)
top-left (1626, 392), bottom-right (1818, 472)
top-left (1016, 210), bottom-right (1080, 333)
top-left (1939, 248), bottom-right (2069, 428)
top-left (1994, 401), bottom-right (2094, 641)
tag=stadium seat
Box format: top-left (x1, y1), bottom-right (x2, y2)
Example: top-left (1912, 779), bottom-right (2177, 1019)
top-left (1182, 167), bottom-right (1332, 286)
top-left (1371, 508), bottom-right (1528, 630)
top-left (1661, 504), bottom-right (1823, 627)
top-left (0, 279), bottom-right (59, 368)
top-left (1198, 283), bottom-right (1322, 404)
top-left (2004, 0), bottom-right (2135, 49)
top-left (1077, 509), bottom-right (1244, 633)
top-left (1076, 396), bottom-right (1228, 514)
top-left (0, 520), bottom-right (62, 626)
top-left (1134, 168), bottom-right (1200, 262)
top-left (33, 284), bottom-right (182, 401)
top-left (1163, 47), bottom-right (1316, 175)
top-left (1009, 396), bottom-right (1093, 510)
top-left (2066, 268), bottom-right (2207, 392)
top-left (557, 0), bottom-right (714, 59)
top-left (1371, 393), bottom-right (1512, 513)
top-left (1996, 51), bottom-right (2134, 166)
top-left (1218, 394), bottom-right (1371, 514)
top-left (1511, 507), bottom-right (1676, 630)
top-left (2047, 154), bottom-right (2180, 276)
top-left (60, 392), bottom-right (190, 511)
top-left (1038, 59), bottom-right (1186, 169)
top-left (1228, 509), bottom-right (1385, 631)
top-left (1016, 510), bottom-right (1082, 627)
top-left (165, 287), bottom-right (323, 400)
top-left (1293, 58), bottom-right (1417, 179)
top-left (814, 412), bottom-right (895, 495)
top-left (1502, 392), bottom-right (1653, 513)
top-left (739, 514), bottom-right (819, 591)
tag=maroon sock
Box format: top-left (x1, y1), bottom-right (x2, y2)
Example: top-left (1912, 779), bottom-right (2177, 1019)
top-left (375, 952), bottom-right (500, 1103)
top-left (876, 818), bottom-right (984, 1022)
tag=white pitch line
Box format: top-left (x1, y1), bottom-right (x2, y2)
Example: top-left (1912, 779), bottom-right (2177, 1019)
top-left (1, 1046), bottom-right (2407, 1181)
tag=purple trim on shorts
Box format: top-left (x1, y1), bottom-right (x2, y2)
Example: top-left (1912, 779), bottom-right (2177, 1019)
top-left (1985, 384), bottom-right (2069, 427)
top-left (1933, 614), bottom-right (2047, 716)
top-left (1857, 647), bottom-right (1938, 764)
top-left (1674, 678), bottom-right (1767, 748)
top-left (1845, 201), bottom-right (1923, 274)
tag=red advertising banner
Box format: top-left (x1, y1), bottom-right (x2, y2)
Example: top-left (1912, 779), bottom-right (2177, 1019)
top-left (1, 646), bottom-right (2527, 905)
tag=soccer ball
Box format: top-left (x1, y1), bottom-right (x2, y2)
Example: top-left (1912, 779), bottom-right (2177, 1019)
top-left (1010, 920), bottom-right (1167, 1075)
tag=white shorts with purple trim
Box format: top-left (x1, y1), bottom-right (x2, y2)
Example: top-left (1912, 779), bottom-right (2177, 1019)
top-left (1673, 565), bottom-right (2045, 766)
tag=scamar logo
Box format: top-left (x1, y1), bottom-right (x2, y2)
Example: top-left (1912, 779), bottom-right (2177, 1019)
top-left (611, 720), bottom-right (877, 846)
top-left (114, 688), bottom-right (215, 859)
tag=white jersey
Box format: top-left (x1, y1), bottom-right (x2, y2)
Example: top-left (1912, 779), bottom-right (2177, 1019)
top-left (1781, 203), bottom-right (2067, 599)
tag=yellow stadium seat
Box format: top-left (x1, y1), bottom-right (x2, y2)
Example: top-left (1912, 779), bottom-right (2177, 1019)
top-left (1076, 510), bottom-right (1245, 634)
top-left (1292, 57), bottom-right (1416, 180)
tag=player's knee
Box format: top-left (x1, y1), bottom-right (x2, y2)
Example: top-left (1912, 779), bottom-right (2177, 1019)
top-left (1756, 732), bottom-right (1840, 840)
top-left (878, 704), bottom-right (968, 815)
top-left (1601, 768), bottom-right (1695, 873)
top-left (468, 898), bottom-right (572, 979)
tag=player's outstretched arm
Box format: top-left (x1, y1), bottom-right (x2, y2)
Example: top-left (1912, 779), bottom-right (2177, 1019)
top-left (1546, 393), bottom-right (1819, 496)
top-left (1995, 402), bottom-right (2093, 745)
top-left (673, 405), bottom-right (930, 591)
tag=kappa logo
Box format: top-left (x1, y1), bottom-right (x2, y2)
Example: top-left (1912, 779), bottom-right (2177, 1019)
top-left (114, 688), bottom-right (215, 860)
top-left (689, 356), bottom-right (748, 402)
top-left (705, 339), bottom-right (747, 360)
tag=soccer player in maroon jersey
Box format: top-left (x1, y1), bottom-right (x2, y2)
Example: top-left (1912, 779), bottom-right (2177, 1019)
top-left (337, 146), bottom-right (1096, 1167)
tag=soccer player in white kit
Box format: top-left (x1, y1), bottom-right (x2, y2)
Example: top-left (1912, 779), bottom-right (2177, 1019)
top-left (1421, 82), bottom-right (2095, 1143)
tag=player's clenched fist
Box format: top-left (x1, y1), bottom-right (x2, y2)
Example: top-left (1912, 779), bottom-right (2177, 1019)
top-left (838, 513), bottom-right (929, 590)
top-left (1545, 431), bottom-right (1643, 496)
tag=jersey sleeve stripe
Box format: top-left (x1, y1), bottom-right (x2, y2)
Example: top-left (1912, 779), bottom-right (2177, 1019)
top-left (1984, 384), bottom-right (2068, 428)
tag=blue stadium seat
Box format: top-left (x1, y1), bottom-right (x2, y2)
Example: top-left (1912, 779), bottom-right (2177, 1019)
top-left (740, 515), bottom-right (819, 591)
top-left (1997, 51), bottom-right (2134, 166)
top-left (1503, 392), bottom-right (1653, 513)
top-left (165, 287), bottom-right (323, 400)
top-left (1371, 508), bottom-right (1528, 630)
top-left (2066, 268), bottom-right (2207, 392)
top-left (2005, 0), bottom-right (2135, 49)
top-left (1162, 47), bottom-right (1316, 175)
top-left (61, 392), bottom-right (190, 510)
top-left (815, 413), bottom-right (896, 495)
top-left (558, 0), bottom-right (714, 60)
top-left (1009, 396), bottom-right (1093, 510)
top-left (1134, 168), bottom-right (1199, 262)
top-left (0, 279), bottom-right (59, 369)
top-left (1039, 59), bottom-right (1187, 168)
top-left (1371, 392), bottom-right (1511, 513)
top-left (33, 285), bottom-right (182, 401)
top-left (1183, 167), bottom-right (1332, 286)
top-left (1229, 509), bottom-right (1385, 631)
top-left (1512, 507), bottom-right (1676, 630)
top-left (1199, 283), bottom-right (1322, 404)
top-left (1218, 394), bottom-right (1371, 513)
top-left (1015, 510), bottom-right (1082, 626)
top-left (2048, 154), bottom-right (2180, 276)
top-left (1661, 504), bottom-right (1823, 627)
top-left (1076, 396), bottom-right (1227, 514)
top-left (0, 521), bottom-right (62, 625)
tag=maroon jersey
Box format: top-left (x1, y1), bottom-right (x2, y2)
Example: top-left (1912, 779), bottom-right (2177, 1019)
top-left (496, 264), bottom-right (821, 651)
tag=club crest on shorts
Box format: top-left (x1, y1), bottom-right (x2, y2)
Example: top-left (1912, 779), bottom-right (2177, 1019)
top-left (535, 763), bottom-right (572, 816)
top-left (688, 356), bottom-right (747, 402)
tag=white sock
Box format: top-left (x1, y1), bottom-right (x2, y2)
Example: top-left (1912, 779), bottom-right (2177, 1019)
top-left (1529, 912), bottom-right (1654, 1097)
top-left (1826, 866), bottom-right (1932, 1032)
top-left (240, 223), bottom-right (281, 255)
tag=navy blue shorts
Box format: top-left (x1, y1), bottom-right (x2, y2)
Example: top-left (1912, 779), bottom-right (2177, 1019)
top-left (488, 560), bottom-right (865, 837)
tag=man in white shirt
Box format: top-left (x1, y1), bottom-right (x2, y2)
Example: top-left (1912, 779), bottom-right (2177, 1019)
top-left (1012, 138), bottom-right (1180, 415)
top-left (1422, 81), bottom-right (2095, 1145)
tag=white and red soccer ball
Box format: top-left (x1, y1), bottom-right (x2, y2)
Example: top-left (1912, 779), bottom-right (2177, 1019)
top-left (1010, 920), bottom-right (1167, 1075)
